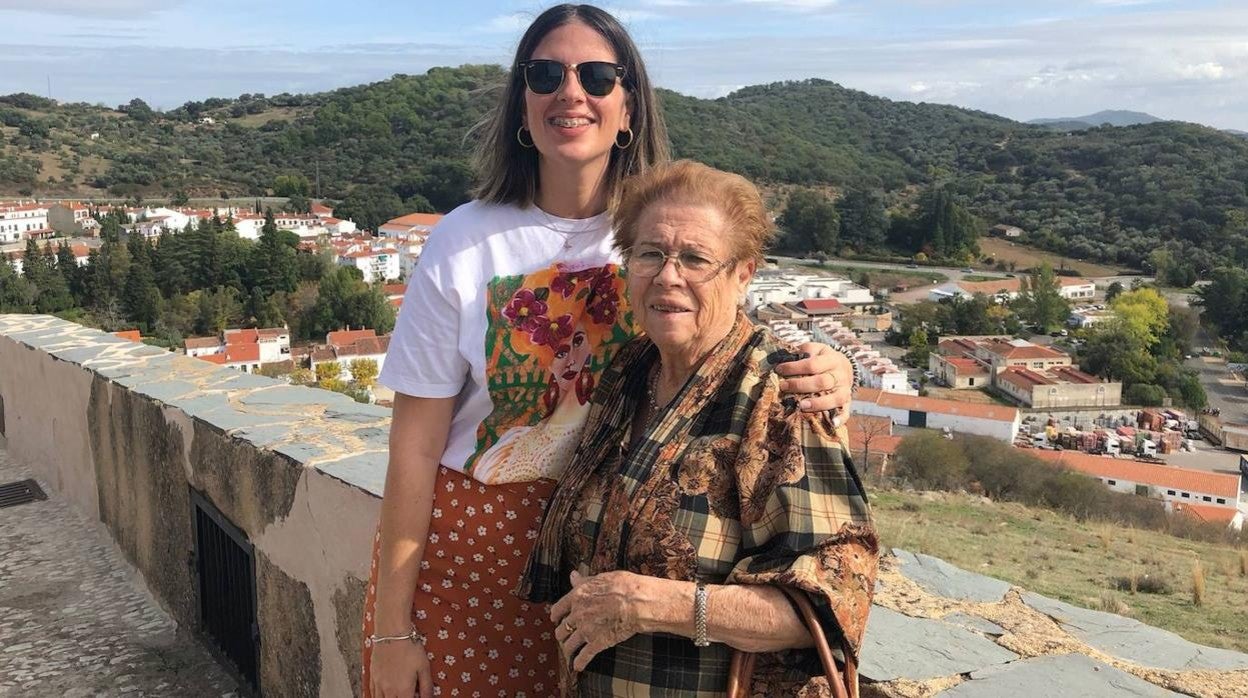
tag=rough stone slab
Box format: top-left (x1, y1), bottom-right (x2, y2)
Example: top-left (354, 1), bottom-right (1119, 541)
top-left (1022, 592), bottom-right (1248, 671)
top-left (238, 385), bottom-right (344, 408)
top-left (316, 452), bottom-right (389, 496)
top-left (123, 378), bottom-right (202, 404)
top-left (859, 606), bottom-right (1018, 682)
top-left (324, 403), bottom-right (393, 423)
top-left (892, 548), bottom-right (1012, 602)
top-left (937, 653), bottom-right (1183, 697)
top-left (942, 612), bottom-right (1006, 637)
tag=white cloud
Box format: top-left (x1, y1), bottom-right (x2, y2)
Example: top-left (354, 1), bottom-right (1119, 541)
top-left (478, 12), bottom-right (532, 34)
top-left (738, 0), bottom-right (840, 10)
top-left (0, 0), bottom-right (183, 17)
top-left (1176, 62), bottom-right (1227, 80)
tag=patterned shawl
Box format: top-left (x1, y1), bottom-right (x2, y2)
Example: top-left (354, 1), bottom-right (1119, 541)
top-left (519, 311), bottom-right (878, 660)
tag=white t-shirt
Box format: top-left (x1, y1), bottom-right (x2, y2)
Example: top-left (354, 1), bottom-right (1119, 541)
top-left (380, 200), bottom-right (636, 484)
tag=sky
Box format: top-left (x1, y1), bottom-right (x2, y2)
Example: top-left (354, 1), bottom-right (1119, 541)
top-left (1, 0), bottom-right (1246, 130)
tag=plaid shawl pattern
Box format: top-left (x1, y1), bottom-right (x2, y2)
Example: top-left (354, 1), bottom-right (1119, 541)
top-left (519, 313), bottom-right (878, 696)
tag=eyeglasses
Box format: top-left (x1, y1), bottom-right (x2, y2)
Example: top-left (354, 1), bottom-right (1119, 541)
top-left (626, 245), bottom-right (733, 283)
top-left (517, 60), bottom-right (626, 97)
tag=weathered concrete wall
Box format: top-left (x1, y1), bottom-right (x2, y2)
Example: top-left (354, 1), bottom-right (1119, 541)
top-left (0, 314), bottom-right (385, 698)
top-left (0, 321), bottom-right (99, 518)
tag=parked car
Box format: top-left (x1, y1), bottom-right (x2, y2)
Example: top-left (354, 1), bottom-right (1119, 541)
top-left (961, 267), bottom-right (974, 272)
top-left (906, 262), bottom-right (918, 268)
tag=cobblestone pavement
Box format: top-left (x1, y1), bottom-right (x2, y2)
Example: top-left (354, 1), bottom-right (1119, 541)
top-left (0, 442), bottom-right (239, 697)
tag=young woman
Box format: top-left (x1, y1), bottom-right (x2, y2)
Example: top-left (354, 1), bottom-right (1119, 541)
top-left (362, 6), bottom-right (857, 697)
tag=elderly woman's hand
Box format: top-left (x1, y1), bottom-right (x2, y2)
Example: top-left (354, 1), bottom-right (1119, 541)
top-left (550, 570), bottom-right (654, 672)
top-left (776, 342), bottom-right (856, 417)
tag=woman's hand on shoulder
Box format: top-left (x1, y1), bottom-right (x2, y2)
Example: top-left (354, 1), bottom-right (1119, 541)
top-left (550, 570), bottom-right (650, 672)
top-left (775, 341), bottom-right (855, 417)
top-left (370, 636), bottom-right (432, 698)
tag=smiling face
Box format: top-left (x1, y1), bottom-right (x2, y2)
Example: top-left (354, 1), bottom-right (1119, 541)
top-left (523, 21), bottom-right (631, 181)
top-left (627, 202), bottom-right (756, 366)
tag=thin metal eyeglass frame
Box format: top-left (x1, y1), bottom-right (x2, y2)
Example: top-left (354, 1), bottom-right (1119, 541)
top-left (517, 60), bottom-right (627, 97)
top-left (625, 247), bottom-right (735, 284)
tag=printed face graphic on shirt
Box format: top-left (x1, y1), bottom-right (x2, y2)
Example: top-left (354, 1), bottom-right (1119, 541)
top-left (467, 263), bottom-right (634, 484)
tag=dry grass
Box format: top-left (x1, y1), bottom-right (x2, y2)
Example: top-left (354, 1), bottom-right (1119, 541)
top-left (978, 237), bottom-right (1126, 278)
top-left (872, 489), bottom-right (1248, 652)
top-left (1240, 551), bottom-right (1247, 577)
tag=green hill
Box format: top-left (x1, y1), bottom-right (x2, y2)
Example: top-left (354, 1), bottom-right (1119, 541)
top-left (3, 66), bottom-right (1248, 271)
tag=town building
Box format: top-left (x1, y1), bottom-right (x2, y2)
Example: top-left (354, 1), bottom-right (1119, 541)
top-left (183, 327), bottom-right (290, 372)
top-left (1, 202), bottom-right (51, 244)
top-left (1031, 449), bottom-right (1243, 530)
top-left (928, 276), bottom-right (1095, 303)
top-left (336, 245), bottom-right (401, 283)
top-left (310, 329), bottom-right (391, 381)
top-left (378, 212), bottom-right (443, 239)
top-left (747, 271), bottom-right (874, 309)
top-left (766, 318), bottom-right (912, 395)
top-left (852, 387), bottom-right (1021, 443)
top-left (930, 336), bottom-right (1121, 408)
top-left (990, 224), bottom-right (1025, 238)
top-left (47, 203), bottom-right (96, 236)
top-left (1068, 307), bottom-right (1115, 328)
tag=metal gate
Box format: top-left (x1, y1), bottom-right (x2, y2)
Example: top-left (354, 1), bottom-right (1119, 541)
top-left (192, 490), bottom-right (260, 693)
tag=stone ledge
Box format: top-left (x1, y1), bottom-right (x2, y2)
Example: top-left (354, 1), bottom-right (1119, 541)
top-left (0, 314), bottom-right (388, 498)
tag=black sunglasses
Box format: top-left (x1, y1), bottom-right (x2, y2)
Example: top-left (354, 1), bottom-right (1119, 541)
top-left (517, 60), bottom-right (626, 97)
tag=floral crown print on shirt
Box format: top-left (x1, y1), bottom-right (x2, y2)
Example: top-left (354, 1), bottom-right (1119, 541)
top-left (465, 263), bottom-right (634, 476)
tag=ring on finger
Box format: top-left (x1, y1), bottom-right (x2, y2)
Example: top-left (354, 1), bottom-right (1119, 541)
top-left (563, 621), bottom-right (576, 633)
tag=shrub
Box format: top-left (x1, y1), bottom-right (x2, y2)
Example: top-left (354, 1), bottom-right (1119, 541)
top-left (1111, 573), bottom-right (1171, 595)
top-left (893, 431), bottom-right (969, 490)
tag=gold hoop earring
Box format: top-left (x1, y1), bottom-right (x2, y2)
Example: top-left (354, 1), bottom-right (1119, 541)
top-left (614, 128), bottom-right (634, 149)
top-left (517, 126), bottom-right (535, 149)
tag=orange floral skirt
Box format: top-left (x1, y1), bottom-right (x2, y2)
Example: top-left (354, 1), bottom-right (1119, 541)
top-left (361, 466), bottom-right (560, 697)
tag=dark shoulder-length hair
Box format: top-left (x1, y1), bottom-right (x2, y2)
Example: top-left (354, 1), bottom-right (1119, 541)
top-left (472, 4), bottom-right (670, 209)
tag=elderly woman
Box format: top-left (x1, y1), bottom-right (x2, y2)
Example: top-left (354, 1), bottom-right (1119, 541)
top-left (520, 160), bottom-right (878, 696)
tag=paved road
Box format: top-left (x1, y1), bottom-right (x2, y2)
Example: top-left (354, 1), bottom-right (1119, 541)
top-left (0, 441), bottom-right (238, 697)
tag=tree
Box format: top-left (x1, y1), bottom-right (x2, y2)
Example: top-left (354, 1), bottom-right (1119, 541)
top-left (1105, 281), bottom-right (1125, 302)
top-left (195, 286), bottom-right (244, 335)
top-left (779, 188), bottom-right (839, 255)
top-left (1013, 264), bottom-right (1070, 332)
top-left (273, 174), bottom-right (311, 198)
top-left (122, 234), bottom-right (162, 332)
top-left (249, 209), bottom-right (299, 298)
top-left (349, 358), bottom-right (379, 388)
top-left (315, 361), bottom-right (342, 384)
top-left (333, 185), bottom-right (403, 233)
top-left (1111, 287), bottom-right (1169, 348)
top-left (0, 256), bottom-right (36, 312)
top-left (853, 416), bottom-right (894, 477)
top-left (1194, 267), bottom-right (1248, 346)
top-left (836, 189), bottom-right (888, 250)
top-left (1081, 321), bottom-right (1158, 385)
top-left (123, 98), bottom-right (155, 123)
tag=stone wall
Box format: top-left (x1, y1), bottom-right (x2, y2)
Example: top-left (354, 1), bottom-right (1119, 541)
top-left (0, 315), bottom-right (384, 698)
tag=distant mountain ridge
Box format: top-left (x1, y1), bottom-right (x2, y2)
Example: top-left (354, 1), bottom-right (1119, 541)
top-left (1028, 110), bottom-right (1165, 128)
top-left (2, 69), bottom-right (1248, 272)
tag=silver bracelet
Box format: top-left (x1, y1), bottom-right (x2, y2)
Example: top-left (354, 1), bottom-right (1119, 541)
top-left (365, 626), bottom-right (426, 648)
top-left (693, 581), bottom-right (710, 647)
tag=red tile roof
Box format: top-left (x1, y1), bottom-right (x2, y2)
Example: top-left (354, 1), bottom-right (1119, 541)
top-left (998, 367), bottom-right (1054, 390)
top-left (222, 343), bottom-right (260, 363)
top-left (946, 357), bottom-right (989, 374)
top-left (198, 353), bottom-right (227, 365)
top-left (112, 329), bottom-right (142, 342)
top-left (225, 328), bottom-right (259, 344)
top-left (184, 336), bottom-right (221, 350)
top-left (1031, 450), bottom-right (1241, 500)
top-left (797, 298), bottom-right (843, 312)
top-left (327, 329), bottom-right (377, 348)
top-left (1172, 502), bottom-right (1240, 525)
top-left (981, 340), bottom-right (1067, 361)
top-left (383, 212), bottom-right (443, 229)
top-left (383, 283), bottom-right (407, 297)
top-left (855, 387), bottom-right (1020, 423)
top-left (1049, 365), bottom-right (1100, 384)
